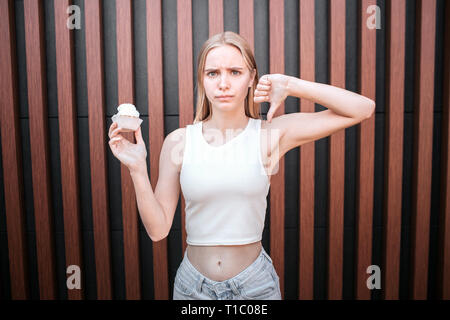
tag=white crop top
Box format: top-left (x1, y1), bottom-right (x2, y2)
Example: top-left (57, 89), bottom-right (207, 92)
top-left (180, 117), bottom-right (271, 245)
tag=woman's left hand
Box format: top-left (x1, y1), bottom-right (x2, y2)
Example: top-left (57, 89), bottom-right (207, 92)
top-left (253, 74), bottom-right (291, 123)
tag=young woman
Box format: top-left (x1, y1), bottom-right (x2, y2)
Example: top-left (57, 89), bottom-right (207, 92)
top-left (108, 32), bottom-right (375, 300)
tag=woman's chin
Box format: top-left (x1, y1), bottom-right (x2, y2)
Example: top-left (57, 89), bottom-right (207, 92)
top-left (214, 102), bottom-right (235, 108)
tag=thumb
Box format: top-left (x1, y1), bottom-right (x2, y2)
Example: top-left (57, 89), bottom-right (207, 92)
top-left (134, 126), bottom-right (144, 145)
top-left (267, 102), bottom-right (278, 123)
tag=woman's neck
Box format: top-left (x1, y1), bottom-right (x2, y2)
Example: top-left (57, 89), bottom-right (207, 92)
top-left (204, 114), bottom-right (249, 134)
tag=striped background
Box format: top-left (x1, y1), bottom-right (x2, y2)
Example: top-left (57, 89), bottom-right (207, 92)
top-left (0, 0), bottom-right (449, 300)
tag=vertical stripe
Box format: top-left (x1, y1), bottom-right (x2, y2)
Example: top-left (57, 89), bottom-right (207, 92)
top-left (238, 0), bottom-right (254, 52)
top-left (383, 0), bottom-right (406, 300)
top-left (298, 0), bottom-right (315, 300)
top-left (147, 0), bottom-right (169, 300)
top-left (53, 0), bottom-right (83, 300)
top-left (116, 0), bottom-right (141, 299)
top-left (85, 0), bottom-right (113, 300)
top-left (328, 0), bottom-right (346, 300)
top-left (0, 0), bottom-right (29, 299)
top-left (177, 0), bottom-right (194, 256)
top-left (355, 0), bottom-right (376, 300)
top-left (23, 0), bottom-right (57, 299)
top-left (269, 0), bottom-right (285, 299)
top-left (411, 0), bottom-right (436, 300)
top-left (439, 0), bottom-right (450, 300)
top-left (209, 0), bottom-right (223, 36)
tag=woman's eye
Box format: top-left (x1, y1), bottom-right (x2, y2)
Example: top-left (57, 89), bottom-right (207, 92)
top-left (231, 70), bottom-right (241, 75)
top-left (207, 71), bottom-right (217, 77)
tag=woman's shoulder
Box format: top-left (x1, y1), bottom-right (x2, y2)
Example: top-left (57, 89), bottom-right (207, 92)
top-left (162, 127), bottom-right (187, 172)
top-left (165, 121), bottom-right (202, 146)
top-left (165, 126), bottom-right (187, 144)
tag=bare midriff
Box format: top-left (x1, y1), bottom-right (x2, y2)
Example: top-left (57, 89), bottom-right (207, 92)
top-left (186, 241), bottom-right (262, 282)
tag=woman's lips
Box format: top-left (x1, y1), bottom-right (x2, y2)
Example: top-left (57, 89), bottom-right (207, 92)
top-left (216, 95), bottom-right (234, 101)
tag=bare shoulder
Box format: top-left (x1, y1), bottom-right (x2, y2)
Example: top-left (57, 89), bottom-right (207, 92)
top-left (166, 126), bottom-right (186, 141)
top-left (162, 127), bottom-right (187, 173)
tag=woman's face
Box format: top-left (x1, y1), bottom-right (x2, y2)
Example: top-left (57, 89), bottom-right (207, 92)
top-left (202, 45), bottom-right (254, 113)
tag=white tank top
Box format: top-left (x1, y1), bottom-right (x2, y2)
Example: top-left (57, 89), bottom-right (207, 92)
top-left (180, 117), bottom-right (271, 246)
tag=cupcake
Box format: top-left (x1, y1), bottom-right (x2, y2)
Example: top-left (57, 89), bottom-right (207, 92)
top-left (112, 103), bottom-right (143, 132)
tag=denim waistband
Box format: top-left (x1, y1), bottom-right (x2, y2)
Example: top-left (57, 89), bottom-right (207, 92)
top-left (179, 246), bottom-right (273, 296)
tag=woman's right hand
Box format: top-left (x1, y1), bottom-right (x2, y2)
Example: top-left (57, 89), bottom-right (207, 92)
top-left (108, 122), bottom-right (147, 172)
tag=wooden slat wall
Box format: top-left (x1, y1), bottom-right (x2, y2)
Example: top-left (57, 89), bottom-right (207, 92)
top-left (53, 0), bottom-right (83, 300)
top-left (238, 0), bottom-right (254, 52)
top-left (116, 0), bottom-right (141, 300)
top-left (384, 0), bottom-right (406, 300)
top-left (411, 0), bottom-right (436, 300)
top-left (147, 0), bottom-right (168, 300)
top-left (440, 0), bottom-right (450, 300)
top-left (209, 0), bottom-right (223, 37)
top-left (355, 0), bottom-right (376, 300)
top-left (269, 0), bottom-right (285, 299)
top-left (85, 0), bottom-right (113, 300)
top-left (1, 0), bottom-right (448, 301)
top-left (298, 0), bottom-right (315, 300)
top-left (328, 0), bottom-right (346, 300)
top-left (23, 0), bottom-right (57, 299)
top-left (0, 0), bottom-right (28, 300)
top-left (177, 0), bottom-right (194, 257)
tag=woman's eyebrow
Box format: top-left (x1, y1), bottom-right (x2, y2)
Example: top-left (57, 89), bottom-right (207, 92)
top-left (204, 66), bottom-right (244, 72)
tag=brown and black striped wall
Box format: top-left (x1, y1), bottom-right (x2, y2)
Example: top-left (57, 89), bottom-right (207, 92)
top-left (0, 0), bottom-right (449, 300)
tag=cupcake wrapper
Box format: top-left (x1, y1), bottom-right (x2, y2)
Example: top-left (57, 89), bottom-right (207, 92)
top-left (112, 114), bottom-right (143, 132)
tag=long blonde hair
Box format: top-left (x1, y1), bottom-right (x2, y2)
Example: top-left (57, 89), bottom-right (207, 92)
top-left (193, 32), bottom-right (260, 124)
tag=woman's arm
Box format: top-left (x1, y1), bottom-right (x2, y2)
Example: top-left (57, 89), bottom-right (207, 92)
top-left (108, 123), bottom-right (173, 241)
top-left (254, 74), bottom-right (375, 122)
top-left (286, 76), bottom-right (375, 120)
top-left (129, 164), bottom-right (169, 242)
top-left (253, 74), bottom-right (376, 153)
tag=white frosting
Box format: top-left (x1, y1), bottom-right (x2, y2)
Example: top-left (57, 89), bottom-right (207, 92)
top-left (117, 103), bottom-right (139, 117)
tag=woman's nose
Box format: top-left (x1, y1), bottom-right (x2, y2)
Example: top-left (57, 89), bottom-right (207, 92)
top-left (218, 74), bottom-right (230, 90)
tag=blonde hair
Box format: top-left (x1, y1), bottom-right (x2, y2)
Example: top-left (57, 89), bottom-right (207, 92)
top-left (193, 32), bottom-right (260, 124)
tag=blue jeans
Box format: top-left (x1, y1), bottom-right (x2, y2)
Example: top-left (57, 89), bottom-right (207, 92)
top-left (173, 246), bottom-right (282, 300)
